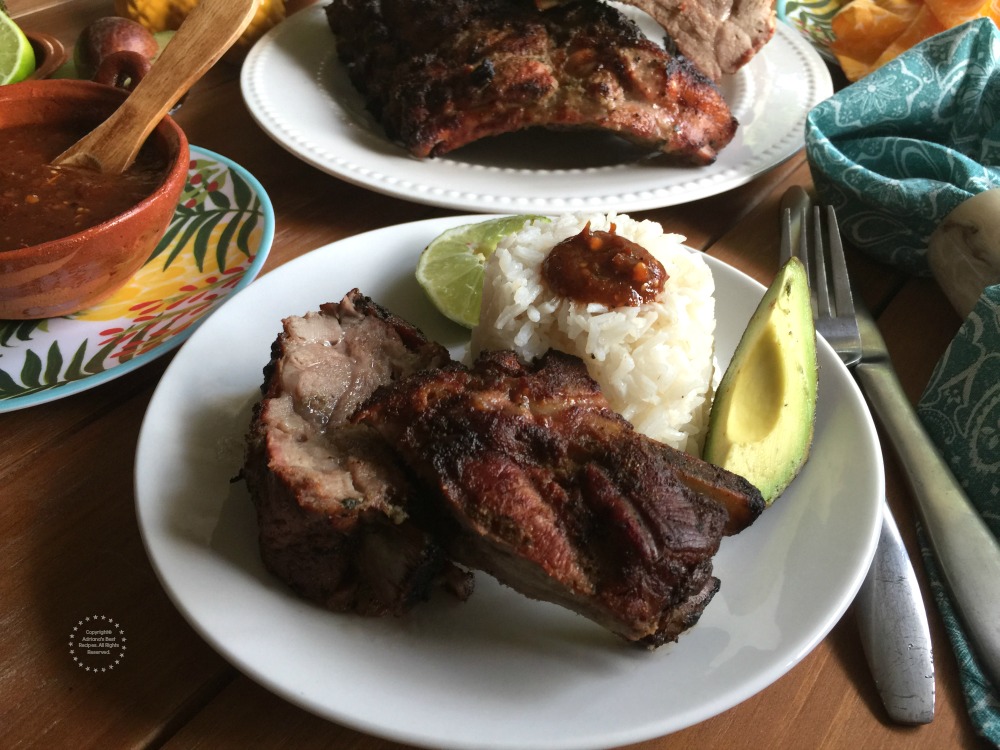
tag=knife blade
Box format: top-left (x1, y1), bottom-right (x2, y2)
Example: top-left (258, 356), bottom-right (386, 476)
top-left (852, 279), bottom-right (1000, 699)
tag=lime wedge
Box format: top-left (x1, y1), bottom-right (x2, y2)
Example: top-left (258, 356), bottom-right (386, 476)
top-left (416, 215), bottom-right (548, 328)
top-left (0, 12), bottom-right (35, 85)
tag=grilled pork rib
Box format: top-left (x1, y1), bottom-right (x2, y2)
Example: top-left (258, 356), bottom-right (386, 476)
top-left (635, 0), bottom-right (776, 82)
top-left (354, 349), bottom-right (763, 646)
top-left (537, 0), bottom-right (777, 82)
top-left (243, 290), bottom-right (471, 617)
top-left (325, 0), bottom-right (738, 165)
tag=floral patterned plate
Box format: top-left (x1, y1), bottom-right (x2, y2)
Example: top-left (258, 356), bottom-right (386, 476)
top-left (0, 146), bottom-right (274, 412)
top-left (778, 0), bottom-right (847, 62)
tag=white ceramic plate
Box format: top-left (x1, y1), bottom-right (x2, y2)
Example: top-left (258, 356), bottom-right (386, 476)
top-left (135, 216), bottom-right (881, 750)
top-left (0, 147), bottom-right (274, 412)
top-left (240, 6), bottom-right (833, 213)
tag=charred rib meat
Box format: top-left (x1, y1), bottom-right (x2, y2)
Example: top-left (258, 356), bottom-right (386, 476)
top-left (325, 0), bottom-right (738, 165)
top-left (353, 349), bottom-right (763, 646)
top-left (537, 0), bottom-right (777, 82)
top-left (243, 290), bottom-right (472, 617)
top-left (631, 0), bottom-right (776, 82)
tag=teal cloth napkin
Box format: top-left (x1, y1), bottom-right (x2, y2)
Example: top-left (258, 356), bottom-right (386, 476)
top-left (803, 18), bottom-right (1000, 745)
top-left (918, 286), bottom-right (1000, 745)
top-left (805, 17), bottom-right (1000, 276)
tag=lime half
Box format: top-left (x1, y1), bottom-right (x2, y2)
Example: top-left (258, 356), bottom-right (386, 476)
top-left (0, 12), bottom-right (35, 85)
top-left (417, 215), bottom-right (547, 328)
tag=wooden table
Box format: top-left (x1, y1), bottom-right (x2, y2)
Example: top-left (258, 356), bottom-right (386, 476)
top-left (2, 2), bottom-right (992, 748)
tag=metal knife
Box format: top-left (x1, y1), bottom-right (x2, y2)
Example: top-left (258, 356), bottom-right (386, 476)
top-left (852, 265), bottom-right (1000, 702)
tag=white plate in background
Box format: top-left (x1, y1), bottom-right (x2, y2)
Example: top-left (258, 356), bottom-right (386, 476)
top-left (241, 7), bottom-right (832, 213)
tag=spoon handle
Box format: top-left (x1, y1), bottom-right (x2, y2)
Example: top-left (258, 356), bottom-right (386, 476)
top-left (55, 0), bottom-right (258, 173)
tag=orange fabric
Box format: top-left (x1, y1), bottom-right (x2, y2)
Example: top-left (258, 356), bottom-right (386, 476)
top-left (923, 0), bottom-right (991, 28)
top-left (829, 0), bottom-right (920, 64)
top-left (873, 5), bottom-right (946, 66)
top-left (829, 0), bottom-right (993, 81)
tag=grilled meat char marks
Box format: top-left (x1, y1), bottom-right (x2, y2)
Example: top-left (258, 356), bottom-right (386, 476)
top-left (243, 290), bottom-right (471, 617)
top-left (354, 349), bottom-right (760, 646)
top-left (536, 0), bottom-right (777, 83)
top-left (326, 0), bottom-right (738, 165)
top-left (634, 0), bottom-right (776, 82)
top-left (246, 292), bottom-right (764, 644)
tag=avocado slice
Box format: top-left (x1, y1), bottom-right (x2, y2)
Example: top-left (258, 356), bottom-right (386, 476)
top-left (703, 257), bottom-right (818, 504)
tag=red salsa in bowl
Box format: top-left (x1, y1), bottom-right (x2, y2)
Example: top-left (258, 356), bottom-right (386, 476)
top-left (0, 123), bottom-right (171, 253)
top-left (0, 78), bottom-right (188, 320)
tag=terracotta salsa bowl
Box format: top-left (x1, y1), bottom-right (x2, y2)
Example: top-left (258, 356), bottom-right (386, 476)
top-left (0, 78), bottom-right (189, 319)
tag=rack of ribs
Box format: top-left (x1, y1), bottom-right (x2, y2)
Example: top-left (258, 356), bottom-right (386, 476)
top-left (325, 0), bottom-right (739, 165)
top-left (354, 349), bottom-right (764, 646)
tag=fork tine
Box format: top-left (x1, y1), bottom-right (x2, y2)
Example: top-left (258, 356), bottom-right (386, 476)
top-left (797, 204), bottom-right (810, 282)
top-left (778, 190), bottom-right (816, 317)
top-left (811, 206), bottom-right (832, 319)
top-left (778, 186), bottom-right (809, 272)
top-left (779, 187), bottom-right (863, 367)
top-left (823, 204), bottom-right (855, 317)
top-left (779, 208), bottom-right (794, 265)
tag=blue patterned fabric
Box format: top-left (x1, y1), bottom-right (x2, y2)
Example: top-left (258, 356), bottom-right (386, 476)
top-left (805, 17), bottom-right (1000, 743)
top-left (918, 531), bottom-right (1000, 745)
top-left (918, 286), bottom-right (1000, 746)
top-left (805, 18), bottom-right (1000, 276)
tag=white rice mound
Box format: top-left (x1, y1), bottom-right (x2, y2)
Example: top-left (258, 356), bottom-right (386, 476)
top-left (470, 212), bottom-right (716, 455)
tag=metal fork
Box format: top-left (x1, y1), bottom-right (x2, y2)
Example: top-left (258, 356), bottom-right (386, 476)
top-left (780, 186), bottom-right (934, 724)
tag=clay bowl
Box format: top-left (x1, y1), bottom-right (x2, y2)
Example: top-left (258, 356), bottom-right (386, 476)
top-left (0, 78), bottom-right (188, 319)
top-left (26, 31), bottom-right (69, 80)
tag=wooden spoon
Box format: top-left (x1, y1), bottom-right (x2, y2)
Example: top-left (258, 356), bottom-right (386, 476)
top-left (55, 0), bottom-right (258, 174)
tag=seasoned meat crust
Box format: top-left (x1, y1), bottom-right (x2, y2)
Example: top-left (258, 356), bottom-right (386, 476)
top-left (635, 0), bottom-right (776, 82)
top-left (354, 349), bottom-right (762, 646)
top-left (247, 293), bottom-right (763, 646)
top-left (325, 0), bottom-right (738, 164)
top-left (537, 0), bottom-right (777, 82)
top-left (243, 290), bottom-right (471, 617)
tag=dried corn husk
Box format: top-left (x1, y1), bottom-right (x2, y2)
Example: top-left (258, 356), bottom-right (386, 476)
top-left (928, 189), bottom-right (1000, 319)
top-left (114, 0), bottom-right (285, 59)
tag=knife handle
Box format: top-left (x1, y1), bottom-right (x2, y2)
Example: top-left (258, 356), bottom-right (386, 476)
top-left (856, 361), bottom-right (1000, 694)
top-left (856, 501), bottom-right (935, 724)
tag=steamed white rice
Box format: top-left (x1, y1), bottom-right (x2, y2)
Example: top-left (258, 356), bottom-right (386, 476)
top-left (470, 212), bottom-right (716, 455)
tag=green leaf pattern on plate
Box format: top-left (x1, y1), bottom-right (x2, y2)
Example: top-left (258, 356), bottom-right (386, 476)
top-left (0, 153), bottom-right (269, 403)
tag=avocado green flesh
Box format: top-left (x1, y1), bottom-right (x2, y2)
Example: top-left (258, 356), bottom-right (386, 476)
top-left (723, 325), bottom-right (784, 443)
top-left (703, 257), bottom-right (818, 504)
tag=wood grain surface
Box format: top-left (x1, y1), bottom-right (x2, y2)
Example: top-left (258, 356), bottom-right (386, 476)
top-left (2, 1), bottom-right (990, 748)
